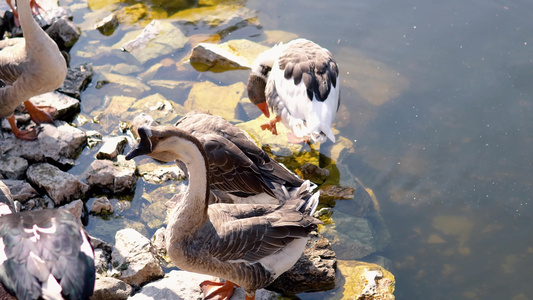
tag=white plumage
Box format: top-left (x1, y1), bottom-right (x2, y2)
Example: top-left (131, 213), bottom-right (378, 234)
top-left (247, 38), bottom-right (340, 143)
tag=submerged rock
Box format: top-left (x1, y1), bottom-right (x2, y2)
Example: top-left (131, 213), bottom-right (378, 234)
top-left (184, 81), bottom-right (246, 121)
top-left (116, 20), bottom-right (188, 64)
top-left (95, 13), bottom-right (119, 36)
top-left (26, 163), bottom-right (88, 206)
top-left (111, 228), bottom-right (164, 286)
top-left (91, 197), bottom-right (114, 215)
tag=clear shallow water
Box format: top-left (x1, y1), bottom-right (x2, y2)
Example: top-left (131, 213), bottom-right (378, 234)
top-left (51, 0), bottom-right (533, 298)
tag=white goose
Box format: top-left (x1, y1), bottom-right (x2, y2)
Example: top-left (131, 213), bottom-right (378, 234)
top-left (174, 111), bottom-right (310, 204)
top-left (0, 0), bottom-right (67, 140)
top-left (126, 125), bottom-right (321, 300)
top-left (0, 181), bottom-right (95, 300)
top-left (247, 38), bottom-right (340, 144)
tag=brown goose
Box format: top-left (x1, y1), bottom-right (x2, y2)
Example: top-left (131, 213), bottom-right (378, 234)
top-left (126, 125), bottom-right (321, 300)
top-left (247, 38), bottom-right (340, 143)
top-left (174, 111), bottom-right (309, 204)
top-left (0, 180), bottom-right (95, 300)
top-left (0, 0), bottom-right (67, 140)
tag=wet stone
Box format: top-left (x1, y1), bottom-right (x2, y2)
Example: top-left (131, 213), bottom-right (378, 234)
top-left (0, 155), bottom-right (28, 180)
top-left (30, 91), bottom-right (81, 122)
top-left (96, 136), bottom-right (128, 160)
top-left (94, 13), bottom-right (119, 36)
top-left (59, 63), bottom-right (94, 99)
top-left (59, 199), bottom-right (83, 225)
top-left (337, 260), bottom-right (395, 300)
top-left (45, 17), bottom-right (81, 50)
top-left (111, 228), bottom-right (164, 286)
top-left (85, 155), bottom-right (137, 194)
top-left (26, 163), bottom-right (88, 206)
top-left (270, 232), bottom-right (337, 294)
top-left (0, 179), bottom-right (39, 203)
top-left (319, 184), bottom-right (356, 204)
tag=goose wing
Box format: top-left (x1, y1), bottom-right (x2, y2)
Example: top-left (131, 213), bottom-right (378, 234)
top-left (0, 209), bottom-right (95, 300)
top-left (203, 199), bottom-right (320, 262)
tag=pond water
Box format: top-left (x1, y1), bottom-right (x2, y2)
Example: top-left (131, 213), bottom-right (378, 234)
top-left (18, 0), bottom-right (533, 298)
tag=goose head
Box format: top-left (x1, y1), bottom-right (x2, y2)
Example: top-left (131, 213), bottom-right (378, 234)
top-left (247, 71), bottom-right (270, 117)
top-left (126, 125), bottom-right (205, 163)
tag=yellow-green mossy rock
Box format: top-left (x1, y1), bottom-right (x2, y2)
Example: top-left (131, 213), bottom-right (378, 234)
top-left (115, 3), bottom-right (149, 25)
top-left (114, 20), bottom-right (188, 64)
top-left (338, 260), bottom-right (395, 300)
top-left (141, 201), bottom-right (167, 229)
top-left (184, 81), bottom-right (245, 121)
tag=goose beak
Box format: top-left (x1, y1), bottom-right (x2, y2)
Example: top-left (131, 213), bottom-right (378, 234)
top-left (256, 102), bottom-right (270, 118)
top-left (125, 127), bottom-right (153, 160)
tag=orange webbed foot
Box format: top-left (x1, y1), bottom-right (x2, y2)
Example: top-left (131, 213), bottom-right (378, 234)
top-left (286, 132), bottom-right (309, 144)
top-left (7, 115), bottom-right (39, 140)
top-left (260, 115), bottom-right (282, 135)
top-left (24, 101), bottom-right (55, 124)
top-left (200, 280), bottom-right (237, 300)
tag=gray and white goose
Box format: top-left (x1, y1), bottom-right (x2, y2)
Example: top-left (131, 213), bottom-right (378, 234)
top-left (126, 125), bottom-right (321, 300)
top-left (247, 38), bottom-right (340, 144)
top-left (0, 0), bottom-right (67, 140)
top-left (0, 181), bottom-right (95, 300)
top-left (174, 110), bottom-right (309, 204)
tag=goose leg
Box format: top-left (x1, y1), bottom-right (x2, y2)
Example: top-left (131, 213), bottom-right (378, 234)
top-left (286, 132), bottom-right (309, 144)
top-left (6, 115), bottom-right (38, 140)
top-left (199, 280), bottom-right (236, 300)
top-left (24, 101), bottom-right (55, 124)
top-left (260, 115), bottom-right (282, 135)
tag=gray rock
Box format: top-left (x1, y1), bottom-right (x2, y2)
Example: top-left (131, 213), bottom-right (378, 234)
top-left (59, 63), bottom-right (94, 99)
top-left (59, 199), bottom-right (84, 221)
top-left (111, 228), bottom-right (164, 286)
top-left (92, 277), bottom-right (133, 300)
top-left (128, 270), bottom-right (281, 300)
top-left (45, 17), bottom-right (81, 50)
top-left (0, 155), bottom-right (28, 179)
top-left (0, 179), bottom-right (39, 203)
top-left (87, 130), bottom-right (103, 148)
top-left (85, 155), bottom-right (137, 194)
top-left (91, 197), bottom-right (114, 215)
top-left (31, 91), bottom-right (81, 122)
top-left (269, 232), bottom-right (336, 294)
top-left (96, 136), bottom-right (128, 160)
top-left (26, 163), bottom-right (88, 206)
top-left (1, 121), bottom-right (86, 167)
top-left (90, 236), bottom-right (113, 275)
top-left (95, 13), bottom-right (119, 36)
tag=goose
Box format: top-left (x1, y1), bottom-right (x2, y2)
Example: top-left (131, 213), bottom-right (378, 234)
top-left (247, 38), bottom-right (340, 144)
top-left (0, 0), bottom-right (67, 140)
top-left (174, 110), bottom-right (310, 204)
top-left (0, 180), bottom-right (95, 300)
top-left (125, 125), bottom-right (321, 300)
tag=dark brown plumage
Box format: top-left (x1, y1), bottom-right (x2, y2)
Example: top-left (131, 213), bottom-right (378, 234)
top-left (174, 111), bottom-right (307, 204)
